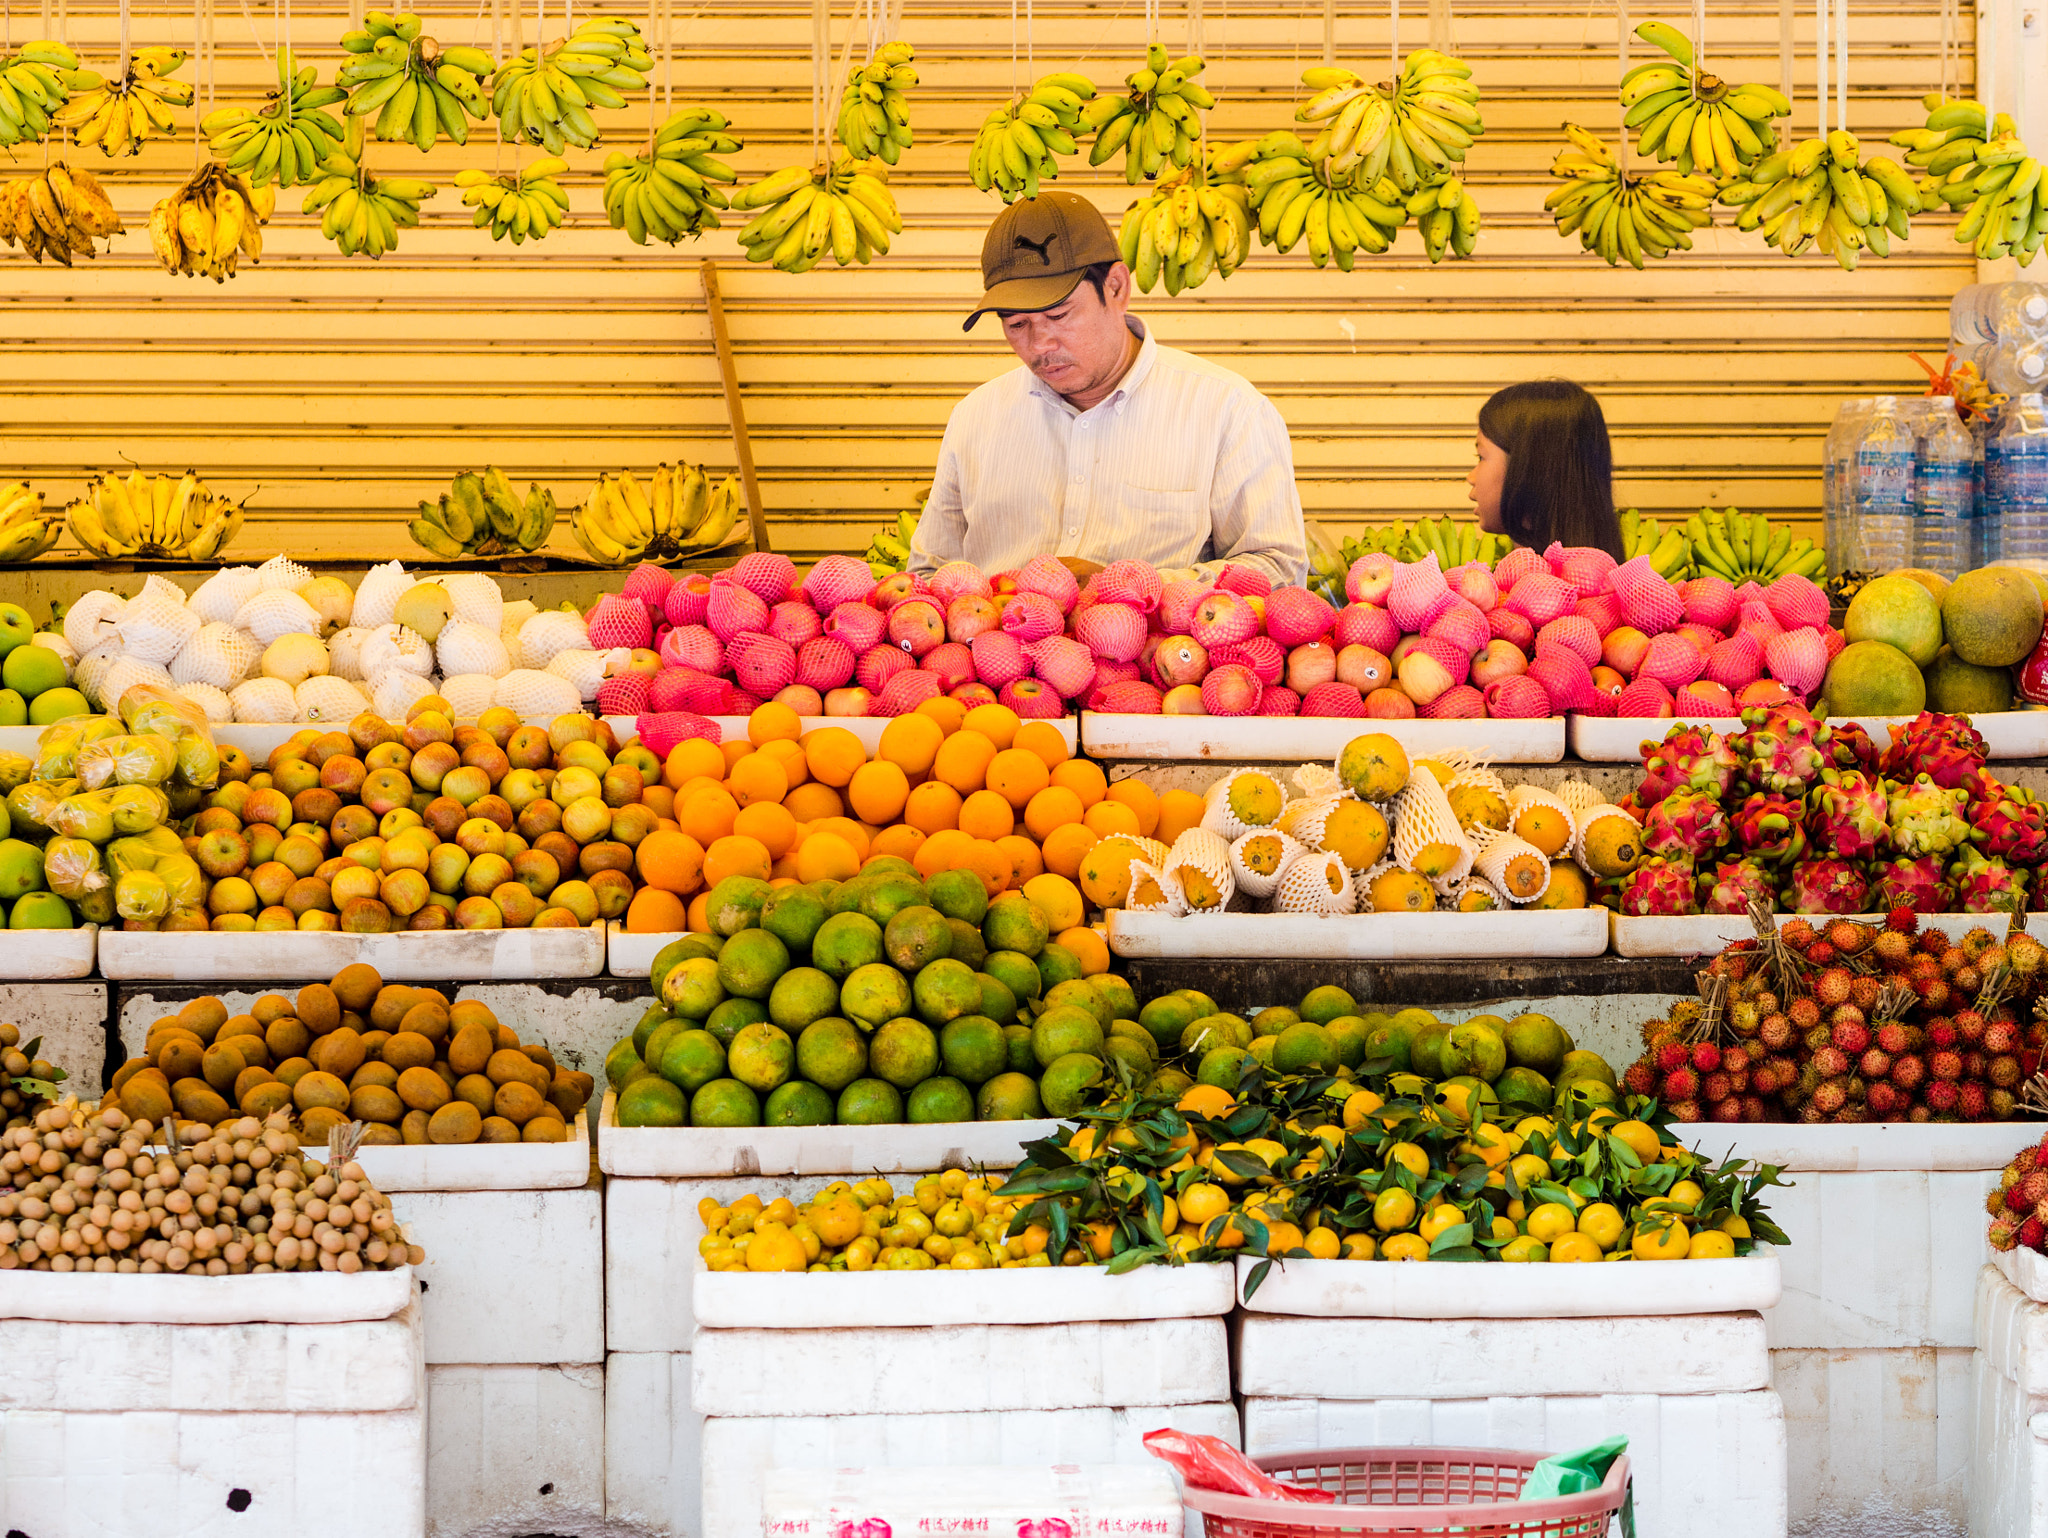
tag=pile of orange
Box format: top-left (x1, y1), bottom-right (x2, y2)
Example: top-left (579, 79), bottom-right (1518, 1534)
top-left (621, 699), bottom-right (1207, 949)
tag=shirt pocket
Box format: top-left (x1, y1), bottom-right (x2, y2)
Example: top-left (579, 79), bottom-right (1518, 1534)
top-left (1116, 483), bottom-right (1205, 536)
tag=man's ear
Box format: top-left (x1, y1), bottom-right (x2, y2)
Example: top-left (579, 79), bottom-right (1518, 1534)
top-left (1103, 261), bottom-right (1133, 309)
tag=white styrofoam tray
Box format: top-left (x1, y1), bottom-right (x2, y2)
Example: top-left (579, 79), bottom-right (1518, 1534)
top-left (1612, 910), bottom-right (1997, 958)
top-left (692, 1261), bottom-right (1236, 1329)
top-left (1994, 1244), bottom-right (2048, 1306)
top-left (1682, 1121), bottom-right (2028, 1172)
top-left (0, 1264), bottom-right (413, 1324)
top-left (1080, 713), bottom-right (1565, 764)
top-left (597, 1091), bottom-right (1057, 1177)
top-left (1107, 907), bottom-right (1608, 960)
top-left (761, 1464), bottom-right (1181, 1538)
top-left (351, 1107), bottom-right (590, 1192)
top-left (0, 924), bottom-right (96, 979)
top-left (96, 920), bottom-right (605, 980)
top-left (607, 921), bottom-right (688, 978)
top-left (601, 714), bottom-right (1078, 753)
top-left (1234, 1250), bottom-right (1781, 1317)
top-left (1570, 710), bottom-right (2048, 762)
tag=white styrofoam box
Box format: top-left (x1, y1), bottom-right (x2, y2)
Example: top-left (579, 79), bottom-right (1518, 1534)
top-left (693, 1261), bottom-right (1237, 1330)
top-left (0, 924), bottom-right (97, 979)
top-left (1106, 907), bottom-right (1608, 960)
top-left (1999, 1244), bottom-right (2048, 1306)
top-left (96, 921), bottom-right (605, 981)
top-left (1971, 1342), bottom-right (2048, 1538)
top-left (693, 1316), bottom-right (1228, 1417)
top-left (1568, 711), bottom-right (2048, 761)
top-left (1242, 1389), bottom-right (1785, 1538)
top-left (425, 1362), bottom-right (604, 1538)
top-left (1775, 1345), bottom-right (1976, 1534)
top-left (1081, 713), bottom-right (1565, 763)
top-left (1612, 910), bottom-right (1992, 959)
top-left (700, 1401), bottom-right (1240, 1538)
top-left (596, 1089), bottom-right (1055, 1177)
top-left (1233, 1252), bottom-right (1781, 1319)
top-left (1235, 1311), bottom-right (1770, 1399)
top-left (1682, 1121), bottom-right (2022, 1174)
top-left (397, 1186), bottom-right (602, 1366)
top-left (606, 922), bottom-right (684, 978)
top-left (0, 1265), bottom-right (413, 1326)
top-left (355, 1109), bottom-right (591, 1193)
top-left (1982, 1263), bottom-right (2048, 1396)
top-left (0, 979), bottom-right (113, 1097)
top-left (605, 1350), bottom-right (703, 1538)
top-left (608, 714), bottom-right (1078, 754)
top-left (762, 1463), bottom-right (1181, 1537)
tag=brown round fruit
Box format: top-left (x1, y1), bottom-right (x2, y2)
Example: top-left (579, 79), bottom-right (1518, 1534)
top-left (348, 1061), bottom-right (398, 1093)
top-left (479, 1115), bottom-right (521, 1143)
top-left (350, 1085), bottom-right (404, 1123)
top-left (251, 993), bottom-right (294, 1025)
top-left (295, 982), bottom-right (341, 1035)
top-left (397, 1065), bottom-right (451, 1112)
top-left (300, 1105), bottom-right (349, 1140)
top-left (401, 1109), bottom-right (431, 1144)
top-left (311, 1027), bottom-right (366, 1080)
top-left (273, 1056), bottom-right (314, 1088)
top-left (232, 1065), bottom-right (274, 1104)
top-left (200, 1041), bottom-right (245, 1094)
top-left (454, 1073), bottom-right (496, 1114)
top-left (331, 963), bottom-right (383, 1012)
top-left (240, 1080), bottom-right (292, 1118)
top-left (447, 1023), bottom-right (494, 1077)
top-left (292, 1070), bottom-right (350, 1113)
top-left (370, 986), bottom-right (418, 1033)
top-left (381, 1031), bottom-right (436, 1071)
top-left (428, 1101), bottom-right (483, 1143)
top-left (265, 1016), bottom-right (311, 1061)
top-left (171, 1079), bottom-right (230, 1123)
top-left (522, 1115), bottom-right (568, 1143)
top-left (121, 1076), bottom-right (173, 1124)
top-left (178, 997), bottom-right (228, 1041)
top-left (358, 1122), bottom-right (403, 1146)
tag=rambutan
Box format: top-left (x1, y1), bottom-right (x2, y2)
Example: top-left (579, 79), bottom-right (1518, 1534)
top-left (1702, 1071), bottom-right (1734, 1103)
top-left (1993, 1054), bottom-right (2026, 1088)
top-left (1859, 1048), bottom-right (1892, 1080)
top-left (1807, 941), bottom-right (1838, 968)
top-left (1850, 976), bottom-right (1881, 1012)
top-left (1876, 1022), bottom-right (1911, 1055)
top-left (1927, 1019), bottom-right (1957, 1050)
top-left (1815, 967), bottom-right (1853, 1007)
top-left (1787, 998), bottom-right (1821, 1031)
top-left (1655, 1042), bottom-right (1691, 1073)
top-left (1669, 1099), bottom-right (1703, 1123)
top-left (1691, 1042), bottom-right (1721, 1073)
top-left (1760, 1015), bottom-right (1793, 1050)
top-left (1624, 1061), bottom-right (1658, 1096)
top-left (1890, 1054), bottom-right (1926, 1091)
top-left (1662, 1067), bottom-right (1699, 1101)
top-left (1986, 1020), bottom-right (2021, 1054)
top-left (1960, 1080), bottom-right (1990, 1120)
top-left (1873, 929), bottom-right (1913, 968)
top-left (1826, 919), bottom-right (1872, 954)
top-left (1711, 1097), bottom-right (1745, 1123)
top-left (2021, 1217), bottom-right (2047, 1251)
top-left (1886, 906), bottom-right (1919, 933)
top-left (1813, 1046), bottom-right (1850, 1078)
top-left (1812, 1079), bottom-right (1848, 1115)
top-left (1957, 1009), bottom-right (1988, 1043)
top-left (1930, 1049), bottom-right (1964, 1081)
top-left (1780, 919), bottom-right (1817, 948)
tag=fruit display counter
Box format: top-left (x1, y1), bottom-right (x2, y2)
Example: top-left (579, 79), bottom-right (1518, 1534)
top-left (1969, 1260), bottom-right (2048, 1538)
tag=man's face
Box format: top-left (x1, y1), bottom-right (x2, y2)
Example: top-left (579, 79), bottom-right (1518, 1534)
top-left (999, 267), bottom-right (1131, 400)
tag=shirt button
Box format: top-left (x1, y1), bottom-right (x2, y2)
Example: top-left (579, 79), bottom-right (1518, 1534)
top-left (1066, 527), bottom-right (1078, 536)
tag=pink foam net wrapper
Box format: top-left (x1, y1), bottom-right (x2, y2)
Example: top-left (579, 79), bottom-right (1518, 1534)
top-left (1143, 1428), bottom-right (1337, 1503)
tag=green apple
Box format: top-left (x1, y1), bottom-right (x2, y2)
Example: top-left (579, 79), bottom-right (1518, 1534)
top-left (2, 645), bottom-right (68, 701)
top-left (9, 891), bottom-right (73, 929)
top-left (27, 686), bottom-right (88, 725)
top-left (0, 690), bottom-right (25, 728)
top-left (0, 837), bottom-right (42, 899)
top-left (0, 603), bottom-right (34, 660)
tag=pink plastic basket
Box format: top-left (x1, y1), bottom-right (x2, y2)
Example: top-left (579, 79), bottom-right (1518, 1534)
top-left (1181, 1446), bottom-right (1630, 1537)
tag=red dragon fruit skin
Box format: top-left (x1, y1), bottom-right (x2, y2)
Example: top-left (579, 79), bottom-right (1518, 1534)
top-left (1615, 675), bottom-right (1676, 716)
top-left (1388, 554), bottom-right (1451, 631)
top-left (801, 553), bottom-right (876, 611)
top-left (1001, 591), bottom-right (1065, 644)
top-left (595, 671), bottom-right (651, 717)
top-left (1257, 684), bottom-right (1302, 715)
top-left (1492, 546), bottom-right (1548, 589)
top-left (1027, 635), bottom-right (1099, 698)
top-left (1094, 559), bottom-right (1164, 612)
top-left (1263, 586), bottom-right (1336, 646)
top-left (1535, 615), bottom-right (1602, 668)
top-left (928, 561), bottom-right (993, 606)
top-left (1090, 679), bottom-right (1164, 712)
top-left (1483, 674), bottom-right (1552, 718)
top-left (1299, 680), bottom-right (1366, 716)
top-left (727, 632), bottom-right (798, 697)
top-left (1764, 572), bottom-right (1830, 631)
top-left (1574, 591), bottom-right (1624, 635)
top-left (1015, 554), bottom-right (1081, 613)
top-left (1421, 683), bottom-right (1485, 719)
top-left (635, 711), bottom-right (722, 755)
top-left (660, 624), bottom-right (724, 675)
top-left (664, 571), bottom-right (713, 627)
top-left (1639, 632), bottom-right (1707, 689)
top-left (1158, 579), bottom-right (1209, 634)
top-left (1073, 601), bottom-right (1149, 662)
top-left (825, 601), bottom-right (886, 653)
top-left (1210, 635), bottom-right (1284, 685)
top-left (705, 580), bottom-right (771, 643)
top-left (969, 629), bottom-right (1030, 689)
top-left (923, 641), bottom-right (976, 692)
top-left (1214, 563), bottom-right (1272, 598)
top-left (727, 551), bottom-right (798, 604)
top-left (1000, 677), bottom-right (1064, 717)
top-left (766, 600), bottom-right (823, 648)
top-left (871, 669), bottom-right (943, 716)
top-left (1679, 575), bottom-right (1740, 629)
top-left (858, 644), bottom-right (912, 692)
top-left (796, 635), bottom-right (857, 692)
top-left (1608, 556), bottom-right (1684, 634)
top-left (1488, 607), bottom-right (1537, 650)
top-left (586, 593), bottom-right (653, 651)
top-left (1764, 628), bottom-right (1827, 697)
top-left (1336, 603), bottom-right (1399, 653)
top-left (1200, 662), bottom-right (1264, 715)
top-left (620, 562), bottom-right (675, 608)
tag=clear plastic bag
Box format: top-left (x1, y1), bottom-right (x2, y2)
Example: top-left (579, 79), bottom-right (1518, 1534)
top-left (47, 787), bottom-right (118, 843)
top-left (104, 835), bottom-right (159, 879)
top-left (107, 784), bottom-right (170, 836)
top-left (7, 780), bottom-right (72, 836)
top-left (0, 750), bottom-right (32, 796)
top-left (113, 866), bottom-right (170, 922)
top-left (118, 684), bottom-right (221, 789)
top-left (154, 851), bottom-right (204, 909)
top-left (43, 837), bottom-right (108, 899)
top-left (32, 716), bottom-right (122, 782)
top-left (76, 733), bottom-right (180, 790)
top-left (1142, 1428), bottom-right (1336, 1503)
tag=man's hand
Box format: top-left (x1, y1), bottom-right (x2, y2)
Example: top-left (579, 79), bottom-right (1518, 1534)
top-left (1057, 556), bottom-right (1104, 580)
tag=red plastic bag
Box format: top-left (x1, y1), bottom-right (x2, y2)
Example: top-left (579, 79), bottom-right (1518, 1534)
top-left (1143, 1428), bottom-right (1338, 1503)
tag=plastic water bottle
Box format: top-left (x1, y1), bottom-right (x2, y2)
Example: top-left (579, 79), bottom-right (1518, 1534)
top-left (1913, 397), bottom-right (1974, 579)
top-left (1970, 409), bottom-right (1994, 566)
top-left (1998, 393), bottom-right (2048, 562)
top-left (1951, 283), bottom-right (1998, 347)
top-left (1824, 397), bottom-right (1875, 576)
top-left (1995, 281), bottom-right (2048, 339)
top-left (1852, 396), bottom-right (1917, 575)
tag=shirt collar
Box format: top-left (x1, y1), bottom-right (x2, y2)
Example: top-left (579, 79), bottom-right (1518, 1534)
top-left (1028, 316), bottom-right (1155, 417)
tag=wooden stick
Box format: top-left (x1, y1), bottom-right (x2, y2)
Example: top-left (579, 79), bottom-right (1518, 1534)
top-left (699, 258), bottom-right (771, 555)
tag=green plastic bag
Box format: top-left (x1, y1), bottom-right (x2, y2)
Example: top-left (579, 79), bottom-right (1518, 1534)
top-left (1522, 1435), bottom-right (1633, 1537)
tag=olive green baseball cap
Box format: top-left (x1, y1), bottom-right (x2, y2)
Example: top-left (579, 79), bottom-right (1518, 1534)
top-left (963, 191), bottom-right (1121, 331)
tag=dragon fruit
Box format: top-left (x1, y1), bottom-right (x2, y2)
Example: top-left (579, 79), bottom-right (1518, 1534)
top-left (1825, 719), bottom-right (1881, 775)
top-left (1641, 787), bottom-right (1731, 862)
top-left (1806, 769), bottom-right (1890, 861)
top-left (1872, 854), bottom-right (1953, 913)
top-left (1732, 792), bottom-right (1808, 864)
top-left (1618, 857), bottom-right (1699, 916)
top-left (1783, 858), bottom-right (1872, 915)
top-left (1968, 781), bottom-right (2048, 865)
top-left (1738, 704), bottom-right (1829, 794)
top-left (1638, 724), bottom-right (1739, 802)
top-left (1880, 711), bottom-right (1990, 789)
top-left (1702, 857), bottom-right (1778, 915)
top-left (1887, 774), bottom-right (1975, 858)
top-left (1951, 846), bottom-right (2030, 914)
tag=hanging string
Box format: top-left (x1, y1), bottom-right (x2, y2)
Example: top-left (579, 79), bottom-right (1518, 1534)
top-left (1185, 0), bottom-right (1199, 68)
top-left (1008, 0), bottom-right (1016, 96)
top-left (1777, 0), bottom-right (1792, 147)
top-left (811, 0), bottom-right (826, 162)
top-left (1616, 0), bottom-right (1628, 178)
top-left (1813, 0), bottom-right (1825, 140)
top-left (1319, 0), bottom-right (1332, 66)
top-left (235, 0), bottom-right (269, 61)
top-left (1689, 0), bottom-right (1702, 82)
top-left (116, 0), bottom-right (130, 80)
top-left (1024, 0), bottom-right (1031, 75)
top-left (1388, 0), bottom-right (1397, 76)
top-left (192, 0), bottom-right (203, 167)
top-left (1427, 0), bottom-right (1447, 51)
top-left (1832, 0), bottom-right (1845, 135)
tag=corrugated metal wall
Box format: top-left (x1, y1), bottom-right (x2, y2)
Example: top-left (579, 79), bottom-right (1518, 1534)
top-left (0, 0), bottom-right (1973, 563)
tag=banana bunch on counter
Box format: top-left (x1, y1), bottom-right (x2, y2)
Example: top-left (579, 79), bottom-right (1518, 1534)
top-left (410, 467), bottom-right (556, 558)
top-left (1894, 96), bottom-right (2044, 265)
top-left (67, 471), bottom-right (244, 560)
top-left (1618, 509), bottom-right (1693, 579)
top-left (572, 464), bottom-right (742, 564)
top-left (866, 508), bottom-right (920, 577)
top-left (0, 484), bottom-right (62, 563)
top-left (1687, 506), bottom-right (1823, 584)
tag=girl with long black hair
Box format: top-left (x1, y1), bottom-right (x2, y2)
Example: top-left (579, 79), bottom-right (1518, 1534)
top-left (1466, 379), bottom-right (1625, 560)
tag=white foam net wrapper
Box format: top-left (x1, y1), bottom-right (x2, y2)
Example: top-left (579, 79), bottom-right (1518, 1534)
top-left (1573, 804), bottom-right (1644, 874)
top-left (1441, 766), bottom-right (1511, 839)
top-left (437, 672), bottom-right (499, 720)
top-left (188, 566), bottom-right (261, 624)
top-left (351, 560), bottom-right (412, 630)
top-left (255, 554), bottom-right (311, 591)
top-left (1553, 777), bottom-right (1604, 829)
top-left (436, 619), bottom-right (512, 679)
top-left (95, 657), bottom-right (173, 714)
top-left (545, 647), bottom-right (625, 700)
top-left (494, 668), bottom-right (581, 717)
top-left (1230, 828), bottom-right (1302, 900)
top-left (1163, 827), bottom-right (1234, 913)
top-left (115, 588), bottom-right (201, 665)
top-left (357, 623), bottom-right (434, 678)
top-left (1447, 873), bottom-right (1508, 911)
top-left (1121, 857), bottom-right (1187, 916)
top-left (64, 590), bottom-right (126, 657)
top-left (499, 598), bottom-right (537, 645)
top-left (172, 681), bottom-right (233, 722)
top-left (1470, 824), bottom-right (1552, 904)
top-left (29, 632), bottom-right (75, 668)
top-left (1277, 792), bottom-right (1340, 852)
top-left (368, 667), bottom-right (439, 720)
top-left (233, 589), bottom-right (321, 646)
top-left (327, 625), bottom-right (372, 681)
top-left (229, 676), bottom-right (297, 722)
top-left (1391, 770), bottom-right (1475, 892)
top-left (1276, 849), bottom-right (1358, 914)
top-left (441, 572), bottom-right (505, 631)
top-left (73, 641), bottom-right (122, 707)
top-left (1293, 761), bottom-right (1341, 800)
top-left (295, 675), bottom-right (368, 723)
top-left (1200, 768), bottom-right (1288, 842)
top-left (517, 609), bottom-right (590, 669)
top-left (170, 623), bottom-right (260, 689)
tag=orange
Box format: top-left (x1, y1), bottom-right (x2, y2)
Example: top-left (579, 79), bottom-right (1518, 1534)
top-left (812, 816), bottom-right (871, 863)
top-left (803, 727), bottom-right (867, 788)
top-left (913, 828), bottom-right (975, 879)
top-left (1041, 822), bottom-right (1099, 880)
top-left (932, 730), bottom-right (998, 796)
top-left (639, 784), bottom-right (676, 820)
top-left (1055, 925), bottom-right (1110, 975)
top-left (727, 752), bottom-right (789, 809)
top-left (995, 834), bottom-right (1044, 886)
top-left (794, 832), bottom-right (861, 883)
top-left (671, 774), bottom-right (724, 805)
top-left (1049, 758), bottom-right (1107, 808)
top-left (662, 738), bottom-right (726, 790)
top-left (625, 887), bottom-right (688, 933)
top-left (782, 781), bottom-right (844, 823)
top-left (1023, 786), bottom-right (1085, 842)
top-left (962, 840), bottom-right (1012, 898)
top-left (986, 747), bottom-right (1049, 810)
top-left (677, 786), bottom-right (740, 846)
top-left (747, 701), bottom-right (803, 744)
top-left (732, 801), bottom-right (799, 859)
top-left (703, 834), bottom-right (773, 886)
top-left (636, 828), bottom-right (707, 895)
top-left (904, 780), bottom-right (963, 835)
top-left (871, 824), bottom-right (927, 863)
top-left (1014, 720), bottom-right (1070, 769)
top-left (758, 738), bottom-right (810, 788)
top-left (958, 789), bottom-right (1016, 843)
top-left (1154, 789), bottom-right (1206, 846)
top-left (915, 696), bottom-right (968, 735)
top-left (769, 854), bottom-right (801, 882)
top-left (1082, 800), bottom-right (1142, 838)
top-left (1105, 779), bottom-right (1159, 836)
top-left (877, 713), bottom-right (944, 777)
top-left (846, 760), bottom-right (910, 825)
top-left (1178, 1084), bottom-right (1236, 1118)
top-left (686, 891), bottom-right (713, 933)
top-left (720, 739), bottom-right (753, 772)
top-left (961, 702), bottom-right (1021, 749)
top-left (1023, 873), bottom-right (1084, 931)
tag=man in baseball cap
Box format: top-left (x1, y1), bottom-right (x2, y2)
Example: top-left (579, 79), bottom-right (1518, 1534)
top-left (916, 190), bottom-right (1306, 586)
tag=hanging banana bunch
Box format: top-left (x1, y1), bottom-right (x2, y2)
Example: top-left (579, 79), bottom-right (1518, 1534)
top-left (1293, 50), bottom-right (1482, 195)
top-left (337, 11), bottom-right (495, 151)
top-left (604, 107), bottom-right (741, 244)
top-left (1215, 130), bottom-right (1410, 270)
top-left (66, 471), bottom-right (244, 561)
top-left (1623, 20), bottom-right (1791, 178)
top-left (410, 468), bottom-right (556, 559)
top-left (571, 464), bottom-right (742, 565)
top-left (1117, 163), bottom-right (1250, 294)
top-left (837, 39), bottom-right (915, 164)
top-left (0, 41), bottom-right (100, 147)
top-left (970, 72), bottom-right (1097, 201)
top-left (0, 161), bottom-right (122, 266)
top-left (0, 484), bottom-right (61, 564)
top-left (1546, 123), bottom-right (1717, 267)
top-left (201, 48), bottom-right (348, 187)
top-left (301, 149), bottom-right (435, 258)
top-left (1719, 130), bottom-right (1919, 269)
top-left (494, 15), bottom-right (652, 154)
top-left (1082, 44), bottom-right (1211, 184)
top-left (54, 46), bottom-right (192, 157)
top-left (1895, 96), bottom-right (2045, 265)
top-left (456, 158), bottom-right (568, 242)
top-left (731, 156), bottom-right (900, 272)
top-left (147, 162), bottom-right (272, 280)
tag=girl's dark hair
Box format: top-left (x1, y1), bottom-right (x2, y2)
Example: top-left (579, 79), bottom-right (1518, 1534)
top-left (1477, 380), bottom-right (1623, 560)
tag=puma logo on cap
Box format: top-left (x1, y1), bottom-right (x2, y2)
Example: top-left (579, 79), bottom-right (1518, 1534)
top-left (1014, 232), bottom-right (1055, 263)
